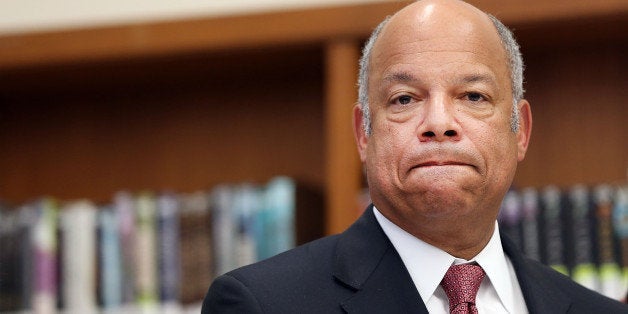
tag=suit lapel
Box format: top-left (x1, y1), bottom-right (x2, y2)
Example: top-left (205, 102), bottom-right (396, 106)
top-left (334, 208), bottom-right (577, 313)
top-left (333, 206), bottom-right (428, 314)
top-left (501, 232), bottom-right (573, 313)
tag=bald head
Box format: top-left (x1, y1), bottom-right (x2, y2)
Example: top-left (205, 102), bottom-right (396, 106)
top-left (381, 0), bottom-right (498, 40)
top-left (358, 0), bottom-right (524, 135)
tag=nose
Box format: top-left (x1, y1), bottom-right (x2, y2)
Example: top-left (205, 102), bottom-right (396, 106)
top-left (417, 96), bottom-right (461, 142)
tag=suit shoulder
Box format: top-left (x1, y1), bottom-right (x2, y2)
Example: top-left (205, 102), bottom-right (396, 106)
top-left (227, 234), bottom-right (341, 287)
top-left (204, 234), bottom-right (347, 313)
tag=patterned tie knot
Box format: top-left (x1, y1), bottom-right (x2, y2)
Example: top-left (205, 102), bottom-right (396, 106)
top-left (440, 264), bottom-right (486, 314)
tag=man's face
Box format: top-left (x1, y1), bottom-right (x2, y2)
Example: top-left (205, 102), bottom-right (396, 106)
top-left (354, 2), bottom-right (531, 234)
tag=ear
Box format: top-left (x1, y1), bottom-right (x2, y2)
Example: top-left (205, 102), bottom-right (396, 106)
top-left (516, 99), bottom-right (532, 161)
top-left (353, 104), bottom-right (369, 162)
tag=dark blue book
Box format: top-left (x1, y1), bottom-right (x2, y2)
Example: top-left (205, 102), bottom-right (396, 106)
top-left (521, 187), bottom-right (541, 262)
top-left (157, 192), bottom-right (181, 304)
top-left (0, 206), bottom-right (22, 311)
top-left (541, 186), bottom-right (569, 275)
top-left (568, 185), bottom-right (598, 291)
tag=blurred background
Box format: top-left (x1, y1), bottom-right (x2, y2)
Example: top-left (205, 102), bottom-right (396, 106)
top-left (0, 0), bottom-right (626, 313)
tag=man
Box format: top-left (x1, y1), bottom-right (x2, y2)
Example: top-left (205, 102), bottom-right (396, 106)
top-left (202, 0), bottom-right (628, 313)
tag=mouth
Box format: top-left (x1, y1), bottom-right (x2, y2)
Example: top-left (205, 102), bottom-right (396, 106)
top-left (414, 161), bottom-right (471, 168)
top-left (409, 160), bottom-right (477, 174)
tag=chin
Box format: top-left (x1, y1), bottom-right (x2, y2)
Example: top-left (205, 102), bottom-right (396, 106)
top-left (415, 192), bottom-right (470, 215)
top-left (401, 183), bottom-right (478, 217)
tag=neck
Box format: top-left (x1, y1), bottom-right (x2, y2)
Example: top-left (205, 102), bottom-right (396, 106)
top-left (395, 214), bottom-right (496, 260)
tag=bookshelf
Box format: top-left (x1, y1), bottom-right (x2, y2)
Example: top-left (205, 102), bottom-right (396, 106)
top-left (0, 0), bottom-right (626, 237)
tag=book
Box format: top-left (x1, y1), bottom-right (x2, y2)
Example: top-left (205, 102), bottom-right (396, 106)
top-left (262, 177), bottom-right (296, 259)
top-left (568, 185), bottom-right (598, 291)
top-left (32, 198), bottom-right (59, 314)
top-left (134, 192), bottom-right (159, 308)
top-left (156, 192), bottom-right (181, 304)
top-left (98, 205), bottom-right (123, 309)
top-left (59, 200), bottom-right (98, 314)
top-left (179, 191), bottom-right (213, 304)
top-left (233, 184), bottom-right (259, 269)
top-left (612, 185), bottom-right (628, 302)
top-left (541, 186), bottom-right (569, 275)
top-left (499, 190), bottom-right (523, 251)
top-left (211, 185), bottom-right (236, 277)
top-left (594, 185), bottom-right (623, 299)
top-left (113, 192), bottom-right (137, 305)
top-left (16, 204), bottom-right (37, 311)
top-left (521, 187), bottom-right (541, 261)
top-left (0, 205), bottom-right (23, 311)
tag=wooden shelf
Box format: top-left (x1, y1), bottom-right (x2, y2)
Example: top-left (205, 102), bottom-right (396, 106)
top-left (0, 0), bottom-right (626, 235)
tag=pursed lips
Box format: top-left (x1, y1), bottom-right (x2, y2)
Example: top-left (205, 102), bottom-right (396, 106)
top-left (409, 160), bottom-right (478, 174)
top-left (415, 161), bottom-right (471, 167)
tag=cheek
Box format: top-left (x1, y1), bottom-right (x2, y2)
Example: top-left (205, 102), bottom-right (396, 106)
top-left (477, 128), bottom-right (519, 181)
top-left (366, 128), bottom-right (411, 184)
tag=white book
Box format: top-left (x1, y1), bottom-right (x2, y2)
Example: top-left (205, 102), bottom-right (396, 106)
top-left (59, 200), bottom-right (97, 314)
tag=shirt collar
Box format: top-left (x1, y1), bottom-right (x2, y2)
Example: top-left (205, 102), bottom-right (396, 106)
top-left (373, 206), bottom-right (516, 313)
top-left (473, 220), bottom-right (516, 313)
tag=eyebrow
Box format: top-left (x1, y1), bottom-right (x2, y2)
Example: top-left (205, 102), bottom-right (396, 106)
top-left (382, 72), bottom-right (496, 85)
top-left (456, 73), bottom-right (498, 87)
top-left (382, 72), bottom-right (421, 84)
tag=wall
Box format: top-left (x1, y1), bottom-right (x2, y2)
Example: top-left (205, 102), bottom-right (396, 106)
top-left (0, 0), bottom-right (387, 35)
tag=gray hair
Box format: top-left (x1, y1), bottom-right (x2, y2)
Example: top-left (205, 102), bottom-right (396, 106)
top-left (357, 12), bottom-right (524, 135)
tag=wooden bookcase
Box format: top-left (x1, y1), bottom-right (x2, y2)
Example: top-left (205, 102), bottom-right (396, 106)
top-left (1, 0), bottom-right (626, 236)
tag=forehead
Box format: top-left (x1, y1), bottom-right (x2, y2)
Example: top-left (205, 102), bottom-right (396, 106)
top-left (370, 2), bottom-right (509, 85)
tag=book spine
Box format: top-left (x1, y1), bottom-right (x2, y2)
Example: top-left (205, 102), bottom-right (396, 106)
top-left (542, 186), bottom-right (569, 275)
top-left (98, 206), bottom-right (123, 308)
top-left (135, 192), bottom-right (158, 307)
top-left (114, 191), bottom-right (137, 305)
top-left (212, 186), bottom-right (235, 276)
top-left (499, 190), bottom-right (523, 251)
top-left (233, 184), bottom-right (258, 268)
top-left (60, 200), bottom-right (97, 313)
top-left (157, 193), bottom-right (181, 304)
top-left (0, 209), bottom-right (21, 311)
top-left (594, 185), bottom-right (623, 300)
top-left (521, 187), bottom-right (541, 261)
top-left (17, 205), bottom-right (36, 310)
top-left (32, 198), bottom-right (58, 314)
top-left (612, 185), bottom-right (628, 302)
top-left (264, 177), bottom-right (296, 257)
top-left (179, 192), bottom-right (213, 304)
top-left (569, 185), bottom-right (598, 291)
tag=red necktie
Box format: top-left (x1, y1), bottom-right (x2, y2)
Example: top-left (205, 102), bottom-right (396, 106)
top-left (440, 264), bottom-right (486, 314)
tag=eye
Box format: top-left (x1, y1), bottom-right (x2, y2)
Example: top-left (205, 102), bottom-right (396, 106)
top-left (465, 92), bottom-right (485, 102)
top-left (395, 95), bottom-right (413, 105)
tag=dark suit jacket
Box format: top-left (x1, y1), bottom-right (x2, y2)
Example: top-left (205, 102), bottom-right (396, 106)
top-left (202, 205), bottom-right (627, 313)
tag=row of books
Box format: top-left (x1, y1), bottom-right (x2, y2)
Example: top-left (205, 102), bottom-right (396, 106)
top-left (498, 184), bottom-right (628, 301)
top-left (0, 176), bottom-right (321, 314)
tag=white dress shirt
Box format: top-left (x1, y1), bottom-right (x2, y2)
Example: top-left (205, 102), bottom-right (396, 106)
top-left (373, 207), bottom-right (529, 313)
